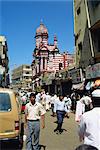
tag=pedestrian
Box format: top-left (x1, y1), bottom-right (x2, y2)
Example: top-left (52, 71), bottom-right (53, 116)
top-left (82, 92), bottom-right (93, 112)
top-left (41, 91), bottom-right (46, 107)
top-left (75, 144), bottom-right (98, 150)
top-left (78, 89), bottom-right (100, 150)
top-left (36, 92), bottom-right (41, 103)
top-left (64, 94), bottom-right (72, 117)
top-left (45, 92), bottom-right (51, 111)
top-left (71, 91), bottom-right (77, 113)
top-left (75, 93), bottom-right (92, 122)
top-left (53, 94), bottom-right (68, 134)
top-left (50, 94), bottom-right (57, 116)
top-left (25, 93), bottom-right (46, 150)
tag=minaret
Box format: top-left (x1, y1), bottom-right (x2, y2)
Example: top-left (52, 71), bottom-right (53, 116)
top-left (35, 21), bottom-right (48, 48)
top-left (34, 22), bottom-right (49, 73)
top-left (54, 35), bottom-right (57, 47)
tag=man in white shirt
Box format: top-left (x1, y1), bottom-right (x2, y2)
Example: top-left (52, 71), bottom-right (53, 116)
top-left (64, 95), bottom-right (72, 113)
top-left (75, 94), bottom-right (92, 122)
top-left (75, 98), bottom-right (85, 122)
top-left (51, 94), bottom-right (57, 116)
top-left (45, 93), bottom-right (51, 111)
top-left (78, 89), bottom-right (100, 150)
top-left (41, 92), bottom-right (46, 106)
top-left (54, 95), bottom-right (68, 134)
top-left (25, 93), bottom-right (46, 150)
top-left (36, 92), bottom-right (41, 103)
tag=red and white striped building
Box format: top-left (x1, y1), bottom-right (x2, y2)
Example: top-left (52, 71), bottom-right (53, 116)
top-left (31, 22), bottom-right (74, 90)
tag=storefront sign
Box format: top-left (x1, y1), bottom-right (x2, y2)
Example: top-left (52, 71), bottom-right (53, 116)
top-left (68, 68), bottom-right (83, 84)
top-left (86, 63), bottom-right (100, 79)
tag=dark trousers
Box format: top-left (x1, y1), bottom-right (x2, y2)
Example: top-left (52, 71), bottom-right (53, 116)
top-left (51, 104), bottom-right (54, 115)
top-left (56, 110), bottom-right (65, 132)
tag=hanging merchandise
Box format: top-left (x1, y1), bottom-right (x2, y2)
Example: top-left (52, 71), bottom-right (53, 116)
top-left (94, 79), bottom-right (100, 87)
top-left (85, 81), bottom-right (95, 90)
top-left (85, 81), bottom-right (91, 90)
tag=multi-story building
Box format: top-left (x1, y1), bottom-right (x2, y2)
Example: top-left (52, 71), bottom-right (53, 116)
top-left (0, 36), bottom-right (9, 87)
top-left (74, 0), bottom-right (100, 90)
top-left (74, 0), bottom-right (100, 68)
top-left (31, 22), bottom-right (75, 93)
top-left (11, 65), bottom-right (32, 91)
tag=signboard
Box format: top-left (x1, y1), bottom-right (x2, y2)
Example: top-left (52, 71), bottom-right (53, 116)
top-left (86, 63), bottom-right (100, 79)
top-left (68, 68), bottom-right (83, 84)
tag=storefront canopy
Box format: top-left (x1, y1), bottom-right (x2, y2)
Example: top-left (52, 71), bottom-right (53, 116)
top-left (72, 82), bottom-right (84, 90)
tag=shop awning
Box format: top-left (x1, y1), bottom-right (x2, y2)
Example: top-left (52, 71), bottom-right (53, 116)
top-left (90, 20), bottom-right (100, 31)
top-left (72, 82), bottom-right (84, 90)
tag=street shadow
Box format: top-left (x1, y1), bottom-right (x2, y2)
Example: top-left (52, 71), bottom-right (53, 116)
top-left (62, 128), bottom-right (67, 132)
top-left (39, 144), bottom-right (46, 150)
top-left (54, 128), bottom-right (67, 134)
top-left (54, 120), bottom-right (58, 124)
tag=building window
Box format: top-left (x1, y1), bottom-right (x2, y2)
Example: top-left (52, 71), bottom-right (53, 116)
top-left (26, 72), bottom-right (30, 74)
top-left (59, 63), bottom-right (62, 70)
top-left (78, 42), bottom-right (82, 51)
top-left (91, 1), bottom-right (100, 7)
top-left (92, 28), bottom-right (100, 52)
top-left (77, 7), bottom-right (80, 15)
top-left (26, 66), bottom-right (30, 69)
top-left (36, 67), bottom-right (37, 74)
top-left (43, 57), bottom-right (45, 69)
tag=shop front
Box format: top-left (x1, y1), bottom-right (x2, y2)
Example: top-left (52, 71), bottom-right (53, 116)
top-left (69, 68), bottom-right (85, 93)
top-left (85, 63), bottom-right (100, 92)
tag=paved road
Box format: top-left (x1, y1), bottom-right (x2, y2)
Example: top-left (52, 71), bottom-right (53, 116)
top-left (23, 111), bottom-right (82, 150)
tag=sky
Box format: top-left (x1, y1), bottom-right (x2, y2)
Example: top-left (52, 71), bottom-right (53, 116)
top-left (0, 0), bottom-right (74, 72)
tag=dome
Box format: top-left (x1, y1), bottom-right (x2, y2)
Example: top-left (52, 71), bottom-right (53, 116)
top-left (36, 22), bottom-right (48, 35)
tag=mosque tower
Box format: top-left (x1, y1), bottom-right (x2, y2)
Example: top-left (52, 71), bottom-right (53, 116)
top-left (33, 22), bottom-right (49, 73)
top-left (54, 35), bottom-right (58, 48)
top-left (35, 21), bottom-right (48, 48)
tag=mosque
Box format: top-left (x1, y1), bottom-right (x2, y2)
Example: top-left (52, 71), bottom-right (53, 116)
top-left (31, 22), bottom-right (74, 93)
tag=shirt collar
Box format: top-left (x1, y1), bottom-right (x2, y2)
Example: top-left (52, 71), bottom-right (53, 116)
top-left (29, 102), bottom-right (37, 107)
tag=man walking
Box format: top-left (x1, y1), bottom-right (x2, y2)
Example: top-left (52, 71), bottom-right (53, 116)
top-left (25, 93), bottom-right (46, 150)
top-left (54, 95), bottom-right (68, 134)
top-left (75, 93), bottom-right (92, 122)
top-left (78, 89), bottom-right (100, 150)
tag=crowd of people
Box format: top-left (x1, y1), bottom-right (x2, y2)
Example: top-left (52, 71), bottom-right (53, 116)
top-left (16, 88), bottom-right (100, 150)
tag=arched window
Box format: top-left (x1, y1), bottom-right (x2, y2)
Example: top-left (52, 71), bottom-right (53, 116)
top-left (59, 63), bottom-right (62, 70)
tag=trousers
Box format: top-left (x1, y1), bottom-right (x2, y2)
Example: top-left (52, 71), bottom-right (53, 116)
top-left (56, 110), bottom-right (65, 131)
top-left (26, 120), bottom-right (40, 150)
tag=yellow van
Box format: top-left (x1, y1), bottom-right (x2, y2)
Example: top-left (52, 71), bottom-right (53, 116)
top-left (0, 88), bottom-right (24, 149)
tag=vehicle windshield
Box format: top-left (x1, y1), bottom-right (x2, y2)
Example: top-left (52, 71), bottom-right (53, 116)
top-left (0, 93), bottom-right (11, 111)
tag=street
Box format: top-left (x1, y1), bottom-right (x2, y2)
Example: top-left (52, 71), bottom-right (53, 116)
top-left (23, 111), bottom-right (82, 150)
top-left (1, 0), bottom-right (100, 149)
